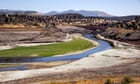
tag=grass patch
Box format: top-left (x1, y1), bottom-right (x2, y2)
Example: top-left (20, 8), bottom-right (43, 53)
top-left (0, 63), bottom-right (19, 68)
top-left (102, 54), bottom-right (111, 57)
top-left (102, 54), bottom-right (120, 58)
top-left (0, 38), bottom-right (95, 57)
top-left (114, 56), bottom-right (120, 58)
top-left (113, 46), bottom-right (127, 49)
top-left (113, 46), bottom-right (122, 49)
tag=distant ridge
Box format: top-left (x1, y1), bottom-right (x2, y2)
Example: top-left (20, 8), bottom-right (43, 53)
top-left (1, 9), bottom-right (139, 18)
top-left (47, 10), bottom-right (113, 17)
top-left (0, 9), bottom-right (44, 15)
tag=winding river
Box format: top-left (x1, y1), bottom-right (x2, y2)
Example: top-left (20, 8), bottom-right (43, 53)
top-left (0, 34), bottom-right (112, 71)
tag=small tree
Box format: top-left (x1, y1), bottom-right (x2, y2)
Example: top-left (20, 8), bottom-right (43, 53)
top-left (121, 76), bottom-right (134, 84)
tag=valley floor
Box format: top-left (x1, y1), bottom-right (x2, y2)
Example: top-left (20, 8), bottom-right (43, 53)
top-left (0, 26), bottom-right (139, 84)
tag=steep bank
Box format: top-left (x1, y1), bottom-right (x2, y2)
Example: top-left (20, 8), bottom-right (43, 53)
top-left (0, 27), bottom-right (66, 46)
top-left (76, 24), bottom-right (140, 48)
top-left (101, 28), bottom-right (140, 48)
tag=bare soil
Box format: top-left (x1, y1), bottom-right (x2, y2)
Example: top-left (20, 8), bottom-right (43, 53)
top-left (0, 28), bottom-right (66, 46)
top-left (0, 59), bottom-right (139, 84)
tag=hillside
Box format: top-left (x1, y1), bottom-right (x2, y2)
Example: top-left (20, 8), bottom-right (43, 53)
top-left (106, 15), bottom-right (140, 21)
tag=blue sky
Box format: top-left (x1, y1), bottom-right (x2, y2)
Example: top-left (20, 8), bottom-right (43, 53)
top-left (0, 0), bottom-right (140, 16)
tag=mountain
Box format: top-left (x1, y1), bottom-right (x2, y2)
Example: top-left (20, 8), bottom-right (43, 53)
top-left (0, 9), bottom-right (44, 15)
top-left (47, 10), bottom-right (113, 17)
top-left (0, 9), bottom-right (113, 17)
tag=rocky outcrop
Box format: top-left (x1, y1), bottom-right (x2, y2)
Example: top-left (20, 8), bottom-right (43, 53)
top-left (96, 34), bottom-right (135, 48)
top-left (125, 31), bottom-right (140, 40)
top-left (101, 28), bottom-right (140, 41)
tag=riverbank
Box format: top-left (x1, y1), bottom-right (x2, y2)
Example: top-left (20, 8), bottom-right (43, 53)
top-left (0, 47), bottom-right (139, 83)
top-left (0, 28), bottom-right (66, 46)
top-left (0, 26), bottom-right (97, 57)
top-left (0, 25), bottom-right (92, 51)
top-left (0, 29), bottom-right (70, 51)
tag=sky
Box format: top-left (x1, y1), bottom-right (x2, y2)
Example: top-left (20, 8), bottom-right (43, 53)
top-left (0, 0), bottom-right (140, 16)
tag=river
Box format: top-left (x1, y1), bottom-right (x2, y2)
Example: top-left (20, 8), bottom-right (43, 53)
top-left (0, 34), bottom-right (112, 71)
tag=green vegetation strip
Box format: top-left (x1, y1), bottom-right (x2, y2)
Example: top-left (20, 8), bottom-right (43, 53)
top-left (0, 38), bottom-right (95, 57)
top-left (0, 64), bottom-right (20, 68)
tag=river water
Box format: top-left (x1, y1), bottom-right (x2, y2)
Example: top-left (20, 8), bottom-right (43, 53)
top-left (0, 34), bottom-right (112, 71)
